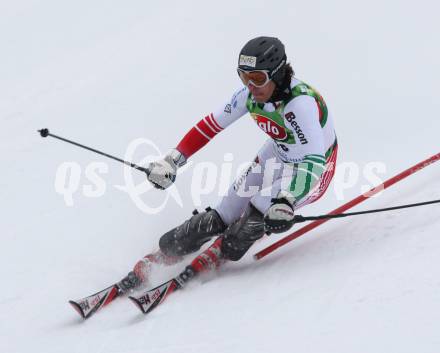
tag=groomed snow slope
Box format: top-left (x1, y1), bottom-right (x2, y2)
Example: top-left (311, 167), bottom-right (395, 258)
top-left (1, 1), bottom-right (439, 352)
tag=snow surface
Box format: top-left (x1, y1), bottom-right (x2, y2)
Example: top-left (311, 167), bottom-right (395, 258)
top-left (1, 1), bottom-right (440, 352)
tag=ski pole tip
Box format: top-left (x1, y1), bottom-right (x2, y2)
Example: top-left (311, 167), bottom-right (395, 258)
top-left (38, 128), bottom-right (49, 138)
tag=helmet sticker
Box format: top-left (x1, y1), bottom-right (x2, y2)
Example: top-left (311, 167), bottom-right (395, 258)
top-left (239, 55), bottom-right (257, 68)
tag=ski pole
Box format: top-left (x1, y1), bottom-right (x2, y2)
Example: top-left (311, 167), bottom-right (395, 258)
top-left (293, 199), bottom-right (440, 223)
top-left (254, 152), bottom-right (440, 260)
top-left (37, 128), bottom-right (149, 173)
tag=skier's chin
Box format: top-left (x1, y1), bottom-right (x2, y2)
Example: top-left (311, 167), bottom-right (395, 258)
top-left (249, 81), bottom-right (275, 103)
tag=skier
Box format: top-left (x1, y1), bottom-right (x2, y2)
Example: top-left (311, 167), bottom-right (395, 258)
top-left (118, 36), bottom-right (338, 292)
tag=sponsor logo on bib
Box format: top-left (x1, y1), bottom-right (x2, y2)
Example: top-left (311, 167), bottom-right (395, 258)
top-left (254, 115), bottom-right (287, 140)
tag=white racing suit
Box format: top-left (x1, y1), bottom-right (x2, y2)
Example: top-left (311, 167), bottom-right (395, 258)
top-left (161, 78), bottom-right (338, 260)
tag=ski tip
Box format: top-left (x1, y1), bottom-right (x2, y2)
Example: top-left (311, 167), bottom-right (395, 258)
top-left (69, 300), bottom-right (86, 319)
top-left (128, 295), bottom-right (147, 314)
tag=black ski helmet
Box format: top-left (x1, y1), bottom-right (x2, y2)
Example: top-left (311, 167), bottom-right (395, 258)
top-left (238, 36), bottom-right (287, 86)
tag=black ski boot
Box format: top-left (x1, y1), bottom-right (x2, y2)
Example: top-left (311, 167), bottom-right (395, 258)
top-left (159, 207), bottom-right (227, 257)
top-left (221, 203), bottom-right (265, 261)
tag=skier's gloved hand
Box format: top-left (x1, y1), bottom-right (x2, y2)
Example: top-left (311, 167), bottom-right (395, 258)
top-left (146, 149), bottom-right (186, 189)
top-left (264, 190), bottom-right (296, 234)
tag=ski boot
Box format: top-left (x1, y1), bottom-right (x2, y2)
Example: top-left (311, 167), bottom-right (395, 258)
top-left (159, 207), bottom-right (227, 257)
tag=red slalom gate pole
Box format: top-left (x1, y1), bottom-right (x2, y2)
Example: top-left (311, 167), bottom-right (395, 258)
top-left (254, 152), bottom-right (440, 261)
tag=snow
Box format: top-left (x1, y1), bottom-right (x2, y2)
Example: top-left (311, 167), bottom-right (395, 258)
top-left (1, 1), bottom-right (440, 352)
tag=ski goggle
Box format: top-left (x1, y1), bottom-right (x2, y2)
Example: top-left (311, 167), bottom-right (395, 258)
top-left (237, 69), bottom-right (271, 88)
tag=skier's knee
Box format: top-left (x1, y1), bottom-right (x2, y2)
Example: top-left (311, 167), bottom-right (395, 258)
top-left (220, 203), bottom-right (265, 261)
top-left (159, 207), bottom-right (227, 257)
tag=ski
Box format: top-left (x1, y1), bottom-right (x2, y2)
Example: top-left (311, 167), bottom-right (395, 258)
top-left (128, 279), bottom-right (180, 314)
top-left (129, 266), bottom-right (195, 315)
top-left (71, 239), bottom-right (222, 318)
top-left (69, 284), bottom-right (121, 319)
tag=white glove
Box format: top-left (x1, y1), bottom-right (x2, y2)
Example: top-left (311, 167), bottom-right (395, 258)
top-left (146, 149), bottom-right (186, 189)
top-left (264, 190), bottom-right (296, 233)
